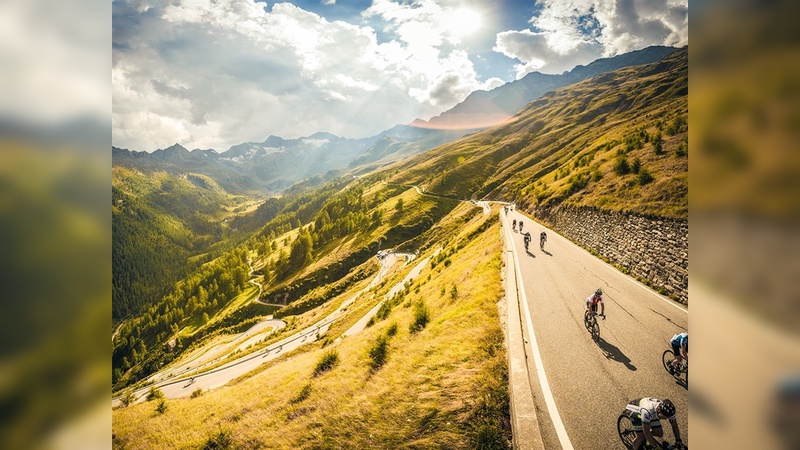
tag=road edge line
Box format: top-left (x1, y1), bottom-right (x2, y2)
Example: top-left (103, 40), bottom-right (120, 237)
top-left (505, 213), bottom-right (575, 450)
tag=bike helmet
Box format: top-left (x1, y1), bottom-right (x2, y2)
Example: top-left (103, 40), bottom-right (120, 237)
top-left (595, 288), bottom-right (603, 296)
top-left (659, 399), bottom-right (676, 417)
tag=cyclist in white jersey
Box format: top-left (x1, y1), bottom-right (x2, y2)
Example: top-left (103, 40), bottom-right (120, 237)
top-left (623, 398), bottom-right (683, 449)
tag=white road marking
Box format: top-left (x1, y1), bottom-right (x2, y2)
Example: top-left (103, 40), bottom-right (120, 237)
top-left (503, 213), bottom-right (574, 450)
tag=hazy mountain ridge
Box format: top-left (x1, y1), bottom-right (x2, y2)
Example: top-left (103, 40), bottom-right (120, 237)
top-left (415, 45), bottom-right (677, 130)
top-left (388, 47), bottom-right (688, 218)
top-left (113, 46), bottom-right (678, 196)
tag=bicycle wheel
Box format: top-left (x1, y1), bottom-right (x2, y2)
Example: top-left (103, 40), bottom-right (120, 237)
top-left (617, 413), bottom-right (637, 449)
top-left (591, 322), bottom-right (600, 341)
top-left (662, 350), bottom-right (676, 375)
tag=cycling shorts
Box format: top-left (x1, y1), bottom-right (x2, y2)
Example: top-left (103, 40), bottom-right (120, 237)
top-left (590, 304), bottom-right (598, 313)
top-left (671, 343), bottom-right (682, 357)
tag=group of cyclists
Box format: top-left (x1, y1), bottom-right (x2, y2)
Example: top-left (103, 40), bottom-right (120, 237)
top-left (513, 218), bottom-right (547, 253)
top-left (508, 208), bottom-right (688, 450)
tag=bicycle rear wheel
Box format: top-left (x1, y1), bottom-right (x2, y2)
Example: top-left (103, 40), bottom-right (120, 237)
top-left (617, 413), bottom-right (636, 449)
top-left (662, 350), bottom-right (676, 375)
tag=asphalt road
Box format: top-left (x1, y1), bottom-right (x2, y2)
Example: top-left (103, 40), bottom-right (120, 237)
top-left (504, 209), bottom-right (689, 449)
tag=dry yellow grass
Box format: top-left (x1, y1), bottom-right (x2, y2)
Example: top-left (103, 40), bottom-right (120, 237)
top-left (113, 206), bottom-right (509, 449)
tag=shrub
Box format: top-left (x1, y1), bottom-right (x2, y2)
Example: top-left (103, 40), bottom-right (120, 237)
top-left (313, 350), bottom-right (339, 377)
top-left (631, 157), bottom-right (641, 174)
top-left (450, 284), bottom-right (458, 300)
top-left (119, 389), bottom-right (135, 407)
top-left (409, 302), bottom-right (430, 334)
top-left (156, 398), bottom-right (167, 414)
top-left (638, 168), bottom-right (654, 185)
top-left (386, 323), bottom-right (398, 337)
top-left (675, 141), bottom-right (687, 157)
top-left (191, 388), bottom-right (204, 398)
top-left (368, 334), bottom-right (389, 371)
top-left (614, 157), bottom-right (631, 175)
top-left (291, 383), bottom-right (312, 404)
top-left (202, 429), bottom-right (232, 450)
top-left (146, 386), bottom-right (164, 401)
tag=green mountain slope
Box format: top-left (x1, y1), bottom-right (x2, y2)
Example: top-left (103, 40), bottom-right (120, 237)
top-left (388, 47), bottom-right (688, 219)
top-left (112, 167), bottom-right (250, 322)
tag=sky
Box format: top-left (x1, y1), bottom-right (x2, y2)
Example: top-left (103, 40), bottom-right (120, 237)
top-left (112, 0), bottom-right (688, 152)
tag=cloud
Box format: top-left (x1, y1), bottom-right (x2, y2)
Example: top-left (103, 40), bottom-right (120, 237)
top-left (494, 29), bottom-right (604, 77)
top-left (113, 0), bottom-right (495, 152)
top-left (494, 0), bottom-right (687, 77)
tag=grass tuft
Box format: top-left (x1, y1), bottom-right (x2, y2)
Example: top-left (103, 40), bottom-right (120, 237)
top-left (313, 350), bottom-right (340, 377)
top-left (291, 383), bottom-right (312, 404)
top-left (145, 386), bottom-right (164, 401)
top-left (202, 429), bottom-right (232, 450)
top-left (155, 399), bottom-right (167, 414)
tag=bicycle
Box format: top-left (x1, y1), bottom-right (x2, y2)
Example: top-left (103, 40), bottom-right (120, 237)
top-left (618, 412), bottom-right (688, 450)
top-left (583, 310), bottom-right (604, 341)
top-left (662, 349), bottom-right (688, 382)
top-left (540, 236), bottom-right (546, 251)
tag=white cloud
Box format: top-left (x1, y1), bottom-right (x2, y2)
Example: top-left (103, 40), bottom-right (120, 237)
top-left (113, 0), bottom-right (494, 151)
top-left (494, 0), bottom-right (687, 77)
top-left (494, 29), bottom-right (603, 78)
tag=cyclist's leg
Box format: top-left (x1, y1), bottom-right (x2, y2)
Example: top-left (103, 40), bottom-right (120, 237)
top-left (671, 343), bottom-right (682, 370)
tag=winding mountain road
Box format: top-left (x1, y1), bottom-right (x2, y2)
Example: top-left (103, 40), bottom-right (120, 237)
top-left (114, 251), bottom-right (416, 405)
top-left (503, 208), bottom-right (689, 449)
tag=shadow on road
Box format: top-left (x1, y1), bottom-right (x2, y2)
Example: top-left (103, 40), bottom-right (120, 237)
top-left (525, 249), bottom-right (536, 257)
top-left (541, 249), bottom-right (553, 256)
top-left (596, 337), bottom-right (637, 371)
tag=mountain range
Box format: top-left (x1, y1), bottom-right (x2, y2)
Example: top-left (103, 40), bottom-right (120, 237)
top-left (112, 46), bottom-right (678, 194)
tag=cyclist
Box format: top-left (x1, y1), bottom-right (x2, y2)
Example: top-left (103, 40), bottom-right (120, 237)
top-left (519, 220), bottom-right (524, 232)
top-left (586, 288), bottom-right (606, 320)
top-left (540, 231), bottom-right (547, 250)
top-left (523, 231), bottom-right (532, 252)
top-left (623, 398), bottom-right (683, 449)
top-left (512, 219), bottom-right (517, 231)
top-left (669, 332), bottom-right (688, 374)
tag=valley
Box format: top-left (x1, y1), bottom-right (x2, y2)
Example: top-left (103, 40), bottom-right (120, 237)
top-left (113, 48), bottom-right (688, 449)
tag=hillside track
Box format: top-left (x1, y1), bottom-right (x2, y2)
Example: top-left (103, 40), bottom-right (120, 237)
top-left (504, 209), bottom-right (688, 449)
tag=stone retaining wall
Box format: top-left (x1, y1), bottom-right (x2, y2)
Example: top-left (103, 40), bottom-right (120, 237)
top-left (536, 205), bottom-right (688, 305)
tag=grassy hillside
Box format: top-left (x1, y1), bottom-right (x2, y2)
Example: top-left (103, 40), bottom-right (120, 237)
top-left (113, 203), bottom-right (509, 449)
top-left (387, 47), bottom-right (688, 219)
top-left (112, 173), bottom-right (466, 390)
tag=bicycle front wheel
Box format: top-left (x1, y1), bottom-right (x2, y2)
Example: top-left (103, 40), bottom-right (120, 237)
top-left (617, 413), bottom-right (636, 449)
top-left (662, 350), bottom-right (676, 375)
top-left (591, 322), bottom-right (600, 341)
